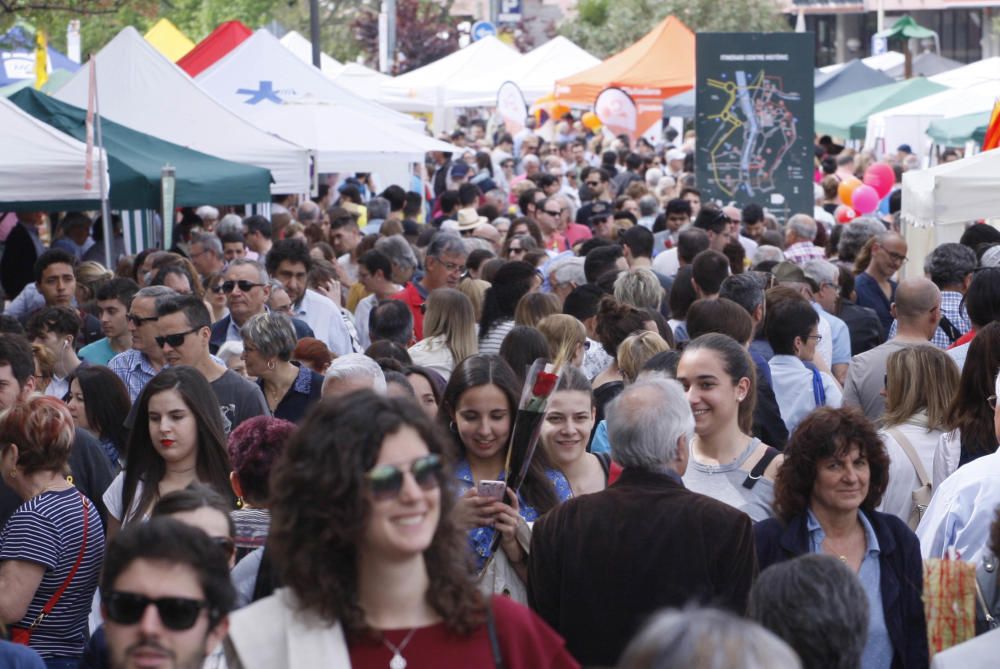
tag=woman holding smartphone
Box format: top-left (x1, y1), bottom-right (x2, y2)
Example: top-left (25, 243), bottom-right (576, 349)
top-left (440, 355), bottom-right (571, 591)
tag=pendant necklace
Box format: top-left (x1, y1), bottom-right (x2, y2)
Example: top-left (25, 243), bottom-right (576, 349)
top-left (382, 628), bottom-right (418, 669)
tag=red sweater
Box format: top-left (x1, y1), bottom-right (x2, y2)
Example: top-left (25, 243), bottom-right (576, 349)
top-left (349, 595), bottom-right (579, 669)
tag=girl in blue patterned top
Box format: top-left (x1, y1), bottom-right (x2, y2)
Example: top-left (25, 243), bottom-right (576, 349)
top-left (440, 355), bottom-right (572, 580)
top-left (66, 366), bottom-right (131, 470)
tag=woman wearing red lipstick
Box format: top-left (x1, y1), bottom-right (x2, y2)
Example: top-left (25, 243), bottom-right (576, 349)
top-left (103, 366), bottom-right (234, 542)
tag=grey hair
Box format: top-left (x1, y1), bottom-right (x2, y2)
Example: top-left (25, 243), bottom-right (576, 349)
top-left (191, 232), bottom-right (223, 257)
top-left (924, 242), bottom-right (976, 288)
top-left (134, 285), bottom-right (178, 301)
top-left (367, 197), bottom-right (391, 221)
top-left (803, 258), bottom-right (839, 288)
top-left (216, 214), bottom-right (243, 237)
top-left (521, 154), bottom-right (540, 167)
top-left (787, 214), bottom-right (817, 242)
top-left (551, 194), bottom-right (576, 221)
top-left (619, 607), bottom-right (801, 669)
top-left (638, 195), bottom-right (659, 217)
top-left (375, 235), bottom-right (418, 272)
top-left (837, 217), bottom-right (886, 262)
top-left (195, 205), bottom-right (219, 221)
top-left (644, 167), bottom-right (663, 187)
top-left (614, 268), bottom-right (663, 310)
top-left (297, 200), bottom-right (320, 224)
top-left (226, 258), bottom-right (269, 284)
top-left (751, 245), bottom-right (784, 266)
top-left (606, 378), bottom-right (693, 470)
top-left (240, 311), bottom-right (297, 360)
top-left (323, 353), bottom-right (387, 395)
top-left (216, 340), bottom-right (244, 365)
top-left (463, 237), bottom-right (493, 254)
top-left (749, 554), bottom-right (869, 669)
top-left (720, 273), bottom-right (765, 314)
top-left (426, 232), bottom-right (467, 260)
top-left (548, 256), bottom-right (586, 287)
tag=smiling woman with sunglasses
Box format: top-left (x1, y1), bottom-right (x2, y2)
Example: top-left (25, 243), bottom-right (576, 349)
top-left (225, 392), bottom-right (578, 668)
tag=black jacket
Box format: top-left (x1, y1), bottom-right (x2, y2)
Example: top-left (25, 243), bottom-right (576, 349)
top-left (754, 510), bottom-right (929, 669)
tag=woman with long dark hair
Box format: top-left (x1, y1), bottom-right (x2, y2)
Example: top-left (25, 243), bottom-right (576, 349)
top-left (439, 355), bottom-right (571, 593)
top-left (66, 365), bottom-right (131, 469)
top-left (478, 261), bottom-right (540, 355)
top-left (224, 392), bottom-right (578, 667)
top-left (102, 366), bottom-right (234, 541)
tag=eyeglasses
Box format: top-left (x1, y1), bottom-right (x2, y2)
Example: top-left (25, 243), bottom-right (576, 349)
top-left (990, 395), bottom-right (997, 411)
top-left (880, 247), bottom-right (908, 264)
top-left (221, 280), bottom-right (266, 293)
top-left (127, 314), bottom-right (159, 327)
top-left (586, 181), bottom-right (601, 188)
top-left (155, 328), bottom-right (199, 348)
top-left (209, 284), bottom-right (225, 294)
top-left (543, 209), bottom-right (562, 217)
top-left (807, 334), bottom-right (823, 342)
top-left (431, 258), bottom-right (465, 274)
top-left (365, 454), bottom-right (443, 501)
top-left (508, 247), bottom-right (524, 254)
top-left (104, 591), bottom-right (212, 630)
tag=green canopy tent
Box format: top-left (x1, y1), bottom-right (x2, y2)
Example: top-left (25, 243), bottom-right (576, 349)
top-left (8, 88), bottom-right (271, 252)
top-left (815, 77), bottom-right (948, 140)
top-left (925, 111), bottom-right (989, 147)
top-left (0, 69), bottom-right (74, 98)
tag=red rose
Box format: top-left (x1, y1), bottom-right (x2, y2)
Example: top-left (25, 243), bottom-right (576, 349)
top-left (532, 371), bottom-right (558, 398)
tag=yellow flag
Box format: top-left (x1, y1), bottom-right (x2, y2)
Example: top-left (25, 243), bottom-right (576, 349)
top-left (35, 29), bottom-right (48, 90)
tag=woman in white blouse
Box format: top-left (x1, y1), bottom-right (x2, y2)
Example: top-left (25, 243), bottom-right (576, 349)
top-left (877, 346), bottom-right (959, 523)
top-left (407, 288), bottom-right (478, 378)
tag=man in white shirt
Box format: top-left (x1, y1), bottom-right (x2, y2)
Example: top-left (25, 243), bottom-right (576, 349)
top-left (265, 239), bottom-right (356, 356)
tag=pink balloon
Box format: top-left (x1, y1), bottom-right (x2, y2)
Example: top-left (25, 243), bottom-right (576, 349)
top-left (863, 163), bottom-right (895, 199)
top-left (852, 184), bottom-right (880, 214)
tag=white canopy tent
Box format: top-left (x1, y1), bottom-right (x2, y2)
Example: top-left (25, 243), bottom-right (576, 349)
top-left (197, 29), bottom-right (425, 133)
top-left (900, 147), bottom-right (1000, 275)
top-left (818, 51), bottom-right (906, 75)
top-left (55, 27), bottom-right (310, 194)
top-left (278, 30), bottom-right (344, 77)
top-left (447, 36), bottom-right (601, 106)
top-left (383, 36), bottom-right (522, 127)
top-left (197, 30), bottom-right (448, 187)
top-left (929, 57), bottom-right (1000, 89)
top-left (0, 95), bottom-right (108, 206)
top-left (863, 80), bottom-right (997, 158)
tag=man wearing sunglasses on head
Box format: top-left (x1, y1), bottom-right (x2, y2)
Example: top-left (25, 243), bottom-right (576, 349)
top-left (154, 294), bottom-right (269, 436)
top-left (207, 259), bottom-right (313, 356)
top-left (97, 517), bottom-right (235, 669)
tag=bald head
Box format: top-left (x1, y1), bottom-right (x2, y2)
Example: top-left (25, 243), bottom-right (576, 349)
top-left (893, 277), bottom-right (940, 321)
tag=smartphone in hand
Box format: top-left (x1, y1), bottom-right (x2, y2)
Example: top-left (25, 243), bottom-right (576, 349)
top-left (477, 480), bottom-right (506, 501)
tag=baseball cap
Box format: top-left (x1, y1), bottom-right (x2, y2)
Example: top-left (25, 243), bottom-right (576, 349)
top-left (450, 162), bottom-right (471, 178)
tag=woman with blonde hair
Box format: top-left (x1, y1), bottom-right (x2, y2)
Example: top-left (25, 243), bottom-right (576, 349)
top-left (458, 279), bottom-right (490, 321)
top-left (538, 314), bottom-right (587, 369)
top-left (878, 345), bottom-right (960, 525)
top-left (408, 288), bottom-right (478, 378)
top-left (75, 261), bottom-right (113, 307)
top-left (618, 331), bottom-right (671, 384)
top-left (515, 291), bottom-right (561, 328)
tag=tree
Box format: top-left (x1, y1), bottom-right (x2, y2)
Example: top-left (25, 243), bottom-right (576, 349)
top-left (560, 0), bottom-right (790, 59)
top-left (352, 0), bottom-right (459, 74)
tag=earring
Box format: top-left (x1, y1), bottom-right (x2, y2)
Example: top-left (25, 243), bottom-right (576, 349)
top-left (449, 421), bottom-right (457, 432)
top-left (267, 359), bottom-right (276, 371)
top-left (236, 497), bottom-right (245, 509)
top-left (8, 469), bottom-right (15, 479)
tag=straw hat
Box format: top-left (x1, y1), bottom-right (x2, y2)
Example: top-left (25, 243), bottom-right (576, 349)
top-left (456, 207), bottom-right (488, 231)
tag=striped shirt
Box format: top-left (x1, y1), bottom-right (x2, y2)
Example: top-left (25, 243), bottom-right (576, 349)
top-left (0, 489), bottom-right (104, 659)
top-left (107, 349), bottom-right (159, 403)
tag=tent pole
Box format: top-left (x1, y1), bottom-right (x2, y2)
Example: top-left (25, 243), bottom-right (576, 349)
top-left (93, 60), bottom-right (113, 268)
top-left (309, 0), bottom-right (321, 68)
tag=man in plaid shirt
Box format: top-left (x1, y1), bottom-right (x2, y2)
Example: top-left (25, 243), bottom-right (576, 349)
top-left (886, 243), bottom-right (975, 349)
top-left (782, 214), bottom-right (827, 266)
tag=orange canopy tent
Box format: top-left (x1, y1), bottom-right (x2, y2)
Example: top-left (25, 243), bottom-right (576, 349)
top-left (555, 15), bottom-right (695, 133)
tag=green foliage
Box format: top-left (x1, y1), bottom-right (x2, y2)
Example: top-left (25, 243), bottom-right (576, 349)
top-left (560, 0), bottom-right (790, 59)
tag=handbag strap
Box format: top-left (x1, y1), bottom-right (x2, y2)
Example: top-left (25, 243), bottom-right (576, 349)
top-left (886, 427), bottom-right (930, 487)
top-left (975, 574), bottom-right (999, 630)
top-left (28, 492), bottom-right (89, 630)
top-left (742, 446), bottom-right (780, 490)
top-left (938, 314), bottom-right (963, 345)
top-left (811, 367), bottom-right (826, 407)
top-left (485, 598), bottom-right (505, 669)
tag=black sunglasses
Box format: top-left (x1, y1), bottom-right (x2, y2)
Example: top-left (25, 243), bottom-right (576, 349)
top-left (209, 284), bottom-right (225, 294)
top-left (155, 328), bottom-right (199, 348)
top-left (365, 454), bottom-right (443, 501)
top-left (221, 280), bottom-right (265, 293)
top-left (127, 314), bottom-right (158, 327)
top-left (104, 591), bottom-right (212, 630)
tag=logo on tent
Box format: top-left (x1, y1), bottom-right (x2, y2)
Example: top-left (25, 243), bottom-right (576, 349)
top-left (237, 81), bottom-right (283, 105)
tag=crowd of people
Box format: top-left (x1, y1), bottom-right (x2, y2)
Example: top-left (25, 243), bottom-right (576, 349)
top-left (1, 119), bottom-right (1000, 669)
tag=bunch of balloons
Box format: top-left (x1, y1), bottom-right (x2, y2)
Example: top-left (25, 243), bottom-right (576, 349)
top-left (837, 163), bottom-right (895, 216)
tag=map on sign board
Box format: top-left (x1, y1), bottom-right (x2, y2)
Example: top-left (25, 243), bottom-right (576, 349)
top-left (695, 33), bottom-right (813, 224)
